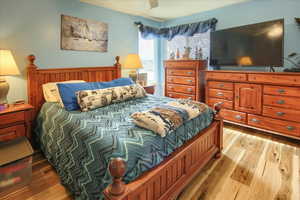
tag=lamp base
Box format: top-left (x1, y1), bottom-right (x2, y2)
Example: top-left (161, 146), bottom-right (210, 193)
top-left (128, 70), bottom-right (138, 82)
top-left (0, 79), bottom-right (9, 105)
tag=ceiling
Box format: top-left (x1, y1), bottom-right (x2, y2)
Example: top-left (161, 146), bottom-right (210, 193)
top-left (81, 0), bottom-right (252, 22)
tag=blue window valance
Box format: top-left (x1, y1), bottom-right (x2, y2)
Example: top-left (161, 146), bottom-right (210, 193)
top-left (135, 18), bottom-right (218, 40)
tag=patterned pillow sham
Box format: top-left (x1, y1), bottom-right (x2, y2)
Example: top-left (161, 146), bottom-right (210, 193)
top-left (76, 84), bottom-right (146, 112)
top-left (131, 99), bottom-right (208, 137)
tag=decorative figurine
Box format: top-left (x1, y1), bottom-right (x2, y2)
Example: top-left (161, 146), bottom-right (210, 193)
top-left (176, 48), bottom-right (180, 60)
top-left (169, 51), bottom-right (175, 60)
top-left (182, 47), bottom-right (191, 60)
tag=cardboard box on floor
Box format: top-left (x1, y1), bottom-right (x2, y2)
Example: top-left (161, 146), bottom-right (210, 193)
top-left (0, 137), bottom-right (33, 193)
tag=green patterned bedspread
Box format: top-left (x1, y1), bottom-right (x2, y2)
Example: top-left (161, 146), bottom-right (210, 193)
top-left (35, 95), bottom-right (214, 200)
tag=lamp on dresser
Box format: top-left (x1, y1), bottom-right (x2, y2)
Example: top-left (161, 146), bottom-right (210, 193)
top-left (123, 54), bottom-right (143, 82)
top-left (0, 50), bottom-right (20, 107)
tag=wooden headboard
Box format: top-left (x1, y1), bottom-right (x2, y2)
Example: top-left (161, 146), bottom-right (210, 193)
top-left (27, 54), bottom-right (121, 118)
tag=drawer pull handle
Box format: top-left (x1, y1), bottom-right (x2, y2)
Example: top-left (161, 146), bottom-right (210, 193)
top-left (187, 72), bottom-right (193, 75)
top-left (219, 84), bottom-right (225, 87)
top-left (277, 89), bottom-right (285, 94)
top-left (286, 126), bottom-right (295, 131)
top-left (276, 112), bottom-right (285, 116)
top-left (251, 118), bottom-right (260, 123)
top-left (235, 115), bottom-right (242, 120)
top-left (216, 92), bottom-right (224, 96)
top-left (277, 100), bottom-right (285, 105)
top-left (186, 80), bottom-right (193, 83)
top-left (187, 88), bottom-right (193, 92)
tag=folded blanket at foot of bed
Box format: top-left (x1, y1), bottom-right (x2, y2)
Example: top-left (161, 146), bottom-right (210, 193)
top-left (131, 99), bottom-right (209, 137)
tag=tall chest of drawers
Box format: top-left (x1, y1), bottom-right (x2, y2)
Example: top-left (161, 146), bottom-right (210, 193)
top-left (164, 60), bottom-right (207, 102)
top-left (206, 70), bottom-right (300, 140)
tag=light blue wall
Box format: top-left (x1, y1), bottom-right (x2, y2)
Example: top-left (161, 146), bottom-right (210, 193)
top-left (0, 0), bottom-right (160, 102)
top-left (162, 0), bottom-right (300, 71)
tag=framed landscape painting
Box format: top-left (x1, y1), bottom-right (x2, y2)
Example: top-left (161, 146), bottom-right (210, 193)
top-left (61, 15), bottom-right (108, 52)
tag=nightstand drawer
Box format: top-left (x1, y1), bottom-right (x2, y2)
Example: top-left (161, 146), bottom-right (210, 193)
top-left (0, 125), bottom-right (26, 142)
top-left (0, 111), bottom-right (25, 126)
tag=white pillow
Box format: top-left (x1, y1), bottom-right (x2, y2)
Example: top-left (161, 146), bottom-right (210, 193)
top-left (42, 80), bottom-right (85, 102)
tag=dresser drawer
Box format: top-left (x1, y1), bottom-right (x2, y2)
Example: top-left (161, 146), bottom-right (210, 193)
top-left (248, 114), bottom-right (300, 137)
top-left (167, 84), bottom-right (195, 95)
top-left (263, 95), bottom-right (300, 110)
top-left (208, 89), bottom-right (233, 101)
top-left (208, 98), bottom-right (233, 110)
top-left (167, 69), bottom-right (195, 77)
top-left (166, 92), bottom-right (196, 100)
top-left (249, 74), bottom-right (300, 86)
top-left (167, 76), bottom-right (195, 86)
top-left (208, 81), bottom-right (233, 91)
top-left (206, 72), bottom-right (247, 82)
top-left (0, 111), bottom-right (25, 126)
top-left (220, 109), bottom-right (246, 124)
top-left (263, 106), bottom-right (300, 123)
top-left (0, 125), bottom-right (26, 142)
top-left (264, 85), bottom-right (300, 98)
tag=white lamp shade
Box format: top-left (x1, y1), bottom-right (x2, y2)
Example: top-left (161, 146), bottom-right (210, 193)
top-left (123, 54), bottom-right (143, 69)
top-left (0, 50), bottom-right (20, 76)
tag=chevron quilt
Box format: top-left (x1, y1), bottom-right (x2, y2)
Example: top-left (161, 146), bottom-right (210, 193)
top-left (35, 95), bottom-right (214, 200)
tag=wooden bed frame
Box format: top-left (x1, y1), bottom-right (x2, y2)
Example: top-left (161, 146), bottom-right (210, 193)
top-left (26, 54), bottom-right (223, 200)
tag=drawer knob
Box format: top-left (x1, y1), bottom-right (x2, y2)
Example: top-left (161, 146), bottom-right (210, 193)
top-left (277, 100), bottom-right (285, 105)
top-left (219, 84), bottom-right (225, 87)
top-left (187, 72), bottom-right (193, 75)
top-left (187, 88), bottom-right (193, 92)
top-left (276, 112), bottom-right (285, 116)
top-left (277, 89), bottom-right (285, 94)
top-left (187, 80), bottom-right (193, 83)
top-left (235, 115), bottom-right (242, 120)
top-left (216, 92), bottom-right (224, 96)
top-left (286, 126), bottom-right (295, 131)
top-left (251, 118), bottom-right (260, 123)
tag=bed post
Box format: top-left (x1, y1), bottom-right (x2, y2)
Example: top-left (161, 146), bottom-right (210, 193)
top-left (104, 158), bottom-right (127, 200)
top-left (213, 102), bottom-right (223, 158)
top-left (27, 55), bottom-right (38, 116)
top-left (115, 56), bottom-right (121, 78)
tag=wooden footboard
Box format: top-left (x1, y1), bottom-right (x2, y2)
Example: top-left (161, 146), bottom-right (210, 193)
top-left (103, 104), bottom-right (223, 200)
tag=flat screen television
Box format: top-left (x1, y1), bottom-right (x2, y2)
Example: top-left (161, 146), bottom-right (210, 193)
top-left (210, 19), bottom-right (284, 67)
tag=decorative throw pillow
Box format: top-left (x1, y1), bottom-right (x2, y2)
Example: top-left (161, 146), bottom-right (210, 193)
top-left (42, 80), bottom-right (85, 102)
top-left (76, 84), bottom-right (146, 112)
top-left (57, 78), bottom-right (134, 111)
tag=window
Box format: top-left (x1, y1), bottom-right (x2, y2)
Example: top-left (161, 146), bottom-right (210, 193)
top-left (138, 33), bottom-right (155, 85)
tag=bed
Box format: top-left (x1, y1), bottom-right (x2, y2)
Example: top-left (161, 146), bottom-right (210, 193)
top-left (27, 55), bottom-right (223, 200)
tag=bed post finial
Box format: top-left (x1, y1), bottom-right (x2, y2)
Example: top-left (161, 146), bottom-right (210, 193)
top-left (106, 157), bottom-right (127, 197)
top-left (115, 56), bottom-right (121, 78)
top-left (27, 54), bottom-right (37, 68)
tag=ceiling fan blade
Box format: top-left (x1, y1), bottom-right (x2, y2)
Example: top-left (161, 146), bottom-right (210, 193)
top-left (149, 0), bottom-right (158, 9)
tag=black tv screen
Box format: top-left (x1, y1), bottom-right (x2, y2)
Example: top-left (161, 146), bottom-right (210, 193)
top-left (210, 19), bottom-right (284, 67)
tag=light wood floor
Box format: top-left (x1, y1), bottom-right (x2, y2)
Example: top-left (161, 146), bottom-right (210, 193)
top-left (0, 125), bottom-right (299, 200)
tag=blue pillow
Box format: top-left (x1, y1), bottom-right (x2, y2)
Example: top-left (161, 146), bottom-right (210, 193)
top-left (57, 78), bottom-right (134, 111)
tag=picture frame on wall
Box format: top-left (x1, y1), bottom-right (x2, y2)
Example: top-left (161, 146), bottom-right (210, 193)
top-left (61, 15), bottom-right (108, 52)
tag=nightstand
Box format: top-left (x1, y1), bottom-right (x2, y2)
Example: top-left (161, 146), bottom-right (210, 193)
top-left (0, 104), bottom-right (34, 143)
top-left (143, 85), bottom-right (155, 94)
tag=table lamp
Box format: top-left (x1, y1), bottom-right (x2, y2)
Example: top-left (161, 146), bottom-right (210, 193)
top-left (123, 54), bottom-right (143, 82)
top-left (0, 50), bottom-right (20, 105)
